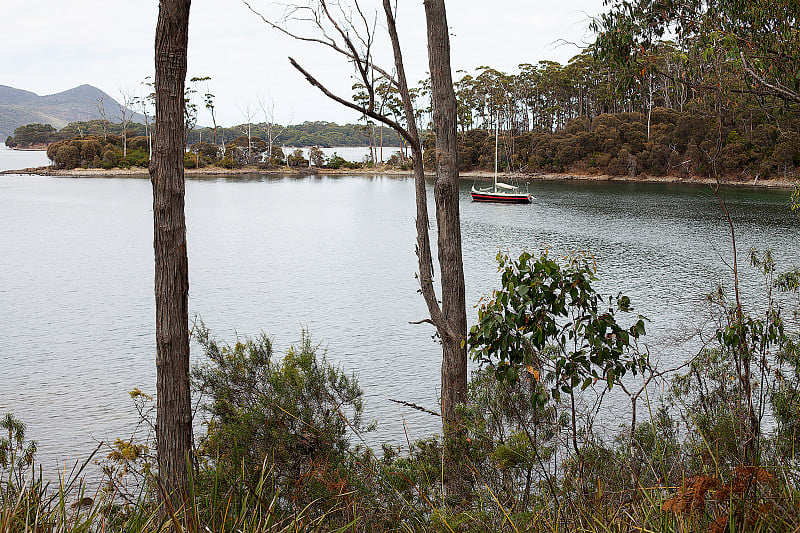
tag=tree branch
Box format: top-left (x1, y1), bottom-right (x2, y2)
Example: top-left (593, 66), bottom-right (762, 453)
top-left (242, 0), bottom-right (399, 88)
top-left (739, 51), bottom-right (800, 104)
top-left (287, 57), bottom-right (418, 150)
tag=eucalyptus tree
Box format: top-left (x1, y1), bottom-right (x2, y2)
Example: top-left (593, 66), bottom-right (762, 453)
top-left (243, 0), bottom-right (469, 499)
top-left (454, 72), bottom-right (478, 132)
top-left (257, 96), bottom-right (286, 161)
top-left (117, 88), bottom-right (135, 158)
top-left (150, 0), bottom-right (192, 505)
top-left (94, 96), bottom-right (109, 141)
top-left (134, 76), bottom-right (156, 156)
top-left (352, 82), bottom-right (377, 163)
top-left (191, 76), bottom-right (219, 147)
top-left (237, 103), bottom-right (257, 163)
top-left (184, 77), bottom-right (202, 146)
top-left (375, 79), bottom-right (404, 162)
top-left (593, 0), bottom-right (800, 105)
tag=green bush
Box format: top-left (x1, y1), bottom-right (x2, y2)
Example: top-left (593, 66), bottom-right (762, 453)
top-left (286, 148), bottom-right (308, 167)
top-left (267, 146), bottom-right (285, 166)
top-left (0, 413), bottom-right (37, 490)
top-left (100, 148), bottom-right (118, 169)
top-left (191, 325), bottom-right (374, 512)
top-left (54, 144), bottom-right (80, 169)
top-left (122, 147), bottom-right (149, 168)
top-left (183, 151), bottom-right (197, 169)
top-left (326, 152), bottom-right (347, 169)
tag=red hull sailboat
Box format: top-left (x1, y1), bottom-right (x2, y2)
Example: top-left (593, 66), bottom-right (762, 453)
top-left (470, 117), bottom-right (532, 204)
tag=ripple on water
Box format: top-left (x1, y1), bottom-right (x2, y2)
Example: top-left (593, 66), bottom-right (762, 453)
top-left (1, 172), bottom-right (797, 476)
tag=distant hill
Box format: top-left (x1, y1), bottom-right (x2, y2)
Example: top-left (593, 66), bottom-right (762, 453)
top-left (0, 84), bottom-right (145, 140)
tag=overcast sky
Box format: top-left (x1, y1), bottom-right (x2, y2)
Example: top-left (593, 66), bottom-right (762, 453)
top-left (4, 0), bottom-right (606, 127)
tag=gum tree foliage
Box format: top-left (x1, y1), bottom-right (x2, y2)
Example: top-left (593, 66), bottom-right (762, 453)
top-left (459, 367), bottom-right (563, 509)
top-left (191, 325), bottom-right (372, 505)
top-left (4, 123), bottom-right (57, 148)
top-left (0, 414), bottom-right (37, 489)
top-left (592, 0), bottom-right (800, 105)
top-left (308, 145), bottom-right (325, 166)
top-left (468, 251), bottom-right (646, 409)
top-left (47, 135), bottom-right (150, 169)
top-left (772, 261), bottom-right (800, 458)
top-left (666, 250), bottom-right (797, 470)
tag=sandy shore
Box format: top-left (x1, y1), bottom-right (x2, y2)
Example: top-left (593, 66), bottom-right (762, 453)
top-left (2, 165), bottom-right (796, 189)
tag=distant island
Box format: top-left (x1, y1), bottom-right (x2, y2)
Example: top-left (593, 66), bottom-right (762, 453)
top-left (1, 83), bottom-right (403, 151)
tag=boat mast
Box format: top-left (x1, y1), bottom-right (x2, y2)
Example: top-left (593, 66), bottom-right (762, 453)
top-left (494, 110), bottom-right (499, 193)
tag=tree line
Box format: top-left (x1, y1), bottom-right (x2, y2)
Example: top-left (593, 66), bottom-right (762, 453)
top-left (428, 107), bottom-right (799, 179)
top-left (5, 120), bottom-right (400, 150)
top-left (12, 28), bottom-right (800, 180)
top-left (188, 120), bottom-right (401, 148)
top-left (437, 39), bottom-right (798, 178)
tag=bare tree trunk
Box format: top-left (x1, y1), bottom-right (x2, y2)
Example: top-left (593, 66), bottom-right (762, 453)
top-left (424, 0), bottom-right (469, 502)
top-left (151, 0), bottom-right (192, 506)
top-left (254, 0), bottom-right (469, 502)
top-left (95, 97), bottom-right (108, 142)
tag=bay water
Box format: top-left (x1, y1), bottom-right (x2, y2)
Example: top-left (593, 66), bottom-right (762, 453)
top-left (1, 146), bottom-right (797, 475)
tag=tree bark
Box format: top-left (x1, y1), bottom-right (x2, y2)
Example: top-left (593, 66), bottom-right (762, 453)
top-left (151, 0), bottom-right (192, 505)
top-left (424, 0), bottom-right (469, 501)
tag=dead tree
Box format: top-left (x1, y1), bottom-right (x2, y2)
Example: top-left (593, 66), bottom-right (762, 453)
top-left (117, 88), bottom-right (134, 158)
top-left (151, 0), bottom-right (193, 507)
top-left (238, 103), bottom-right (257, 163)
top-left (258, 95), bottom-right (287, 161)
top-left (245, 0), bottom-right (469, 499)
top-left (95, 96), bottom-right (109, 141)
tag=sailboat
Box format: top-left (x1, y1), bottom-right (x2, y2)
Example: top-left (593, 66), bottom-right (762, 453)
top-left (470, 117), bottom-right (532, 204)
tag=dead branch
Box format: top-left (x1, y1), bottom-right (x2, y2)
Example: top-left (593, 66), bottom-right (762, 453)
top-left (389, 398), bottom-right (441, 417)
top-left (241, 0), bottom-right (399, 88)
top-left (287, 57), bottom-right (417, 148)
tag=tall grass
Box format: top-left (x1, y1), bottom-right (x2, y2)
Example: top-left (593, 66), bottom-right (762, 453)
top-left (3, 429), bottom-right (799, 533)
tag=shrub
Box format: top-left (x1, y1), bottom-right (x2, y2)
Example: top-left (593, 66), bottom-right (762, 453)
top-left (190, 141), bottom-right (220, 162)
top-left (100, 149), bottom-right (118, 169)
top-left (0, 413), bottom-right (37, 490)
top-left (127, 135), bottom-right (150, 151)
top-left (286, 148), bottom-right (308, 167)
top-left (123, 147), bottom-right (149, 167)
top-left (326, 152), bottom-right (347, 169)
top-left (191, 325), bottom-right (374, 511)
top-left (267, 146), bottom-right (285, 166)
top-left (54, 144), bottom-right (80, 169)
top-left (79, 139), bottom-right (103, 162)
top-left (308, 145), bottom-right (326, 167)
top-left (183, 151), bottom-right (197, 169)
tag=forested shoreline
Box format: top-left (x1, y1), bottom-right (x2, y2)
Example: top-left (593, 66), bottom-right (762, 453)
top-left (5, 120), bottom-right (401, 150)
top-left (6, 39), bottom-right (799, 179)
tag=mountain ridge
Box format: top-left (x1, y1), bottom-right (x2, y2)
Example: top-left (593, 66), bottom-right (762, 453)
top-left (0, 84), bottom-right (146, 140)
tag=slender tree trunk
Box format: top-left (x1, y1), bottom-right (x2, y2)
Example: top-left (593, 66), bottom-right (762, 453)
top-left (151, 0), bottom-right (192, 505)
top-left (424, 0), bottom-right (469, 502)
top-left (273, 0), bottom-right (469, 501)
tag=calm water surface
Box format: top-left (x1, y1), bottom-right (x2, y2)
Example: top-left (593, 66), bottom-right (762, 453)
top-left (1, 147), bottom-right (797, 474)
